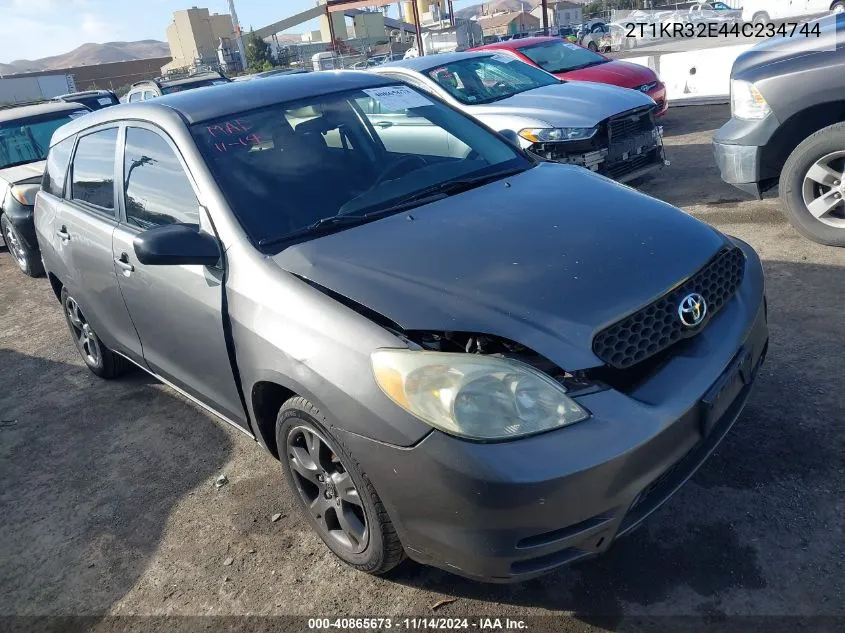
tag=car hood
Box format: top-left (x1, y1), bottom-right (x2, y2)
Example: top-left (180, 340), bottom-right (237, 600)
top-left (732, 15), bottom-right (843, 78)
top-left (464, 81), bottom-right (655, 128)
top-left (557, 60), bottom-right (658, 89)
top-left (273, 163), bottom-right (726, 370)
top-left (0, 160), bottom-right (46, 186)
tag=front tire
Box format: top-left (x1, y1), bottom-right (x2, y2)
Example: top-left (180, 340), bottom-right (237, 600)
top-left (1, 214), bottom-right (43, 277)
top-left (832, 2), bottom-right (845, 14)
top-left (276, 396), bottom-right (405, 574)
top-left (779, 122), bottom-right (845, 246)
top-left (61, 287), bottom-right (132, 378)
top-left (587, 41), bottom-right (598, 51)
top-left (751, 12), bottom-right (769, 25)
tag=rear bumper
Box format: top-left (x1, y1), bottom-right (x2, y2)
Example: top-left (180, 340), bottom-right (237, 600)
top-left (341, 247), bottom-right (768, 582)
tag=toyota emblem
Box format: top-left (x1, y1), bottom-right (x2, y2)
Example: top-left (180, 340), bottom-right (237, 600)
top-left (678, 293), bottom-right (707, 328)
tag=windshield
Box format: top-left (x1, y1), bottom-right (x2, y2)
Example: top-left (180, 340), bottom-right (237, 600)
top-left (161, 78), bottom-right (229, 95)
top-left (426, 56), bottom-right (559, 105)
top-left (191, 85), bottom-right (530, 249)
top-left (0, 109), bottom-right (88, 169)
top-left (519, 40), bottom-right (608, 73)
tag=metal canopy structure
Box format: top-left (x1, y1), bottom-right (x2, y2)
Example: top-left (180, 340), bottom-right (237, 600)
top-left (325, 0), bottom-right (424, 54)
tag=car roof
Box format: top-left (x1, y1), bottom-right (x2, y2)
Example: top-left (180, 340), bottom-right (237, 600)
top-left (159, 72), bottom-right (227, 87)
top-left (380, 50), bottom-right (497, 72)
top-left (0, 100), bottom-right (89, 124)
top-left (50, 70), bottom-right (398, 143)
top-left (473, 36), bottom-right (564, 51)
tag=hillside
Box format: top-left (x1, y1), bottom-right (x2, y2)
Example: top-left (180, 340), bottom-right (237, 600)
top-left (0, 40), bottom-right (170, 75)
top-left (455, 0), bottom-right (539, 19)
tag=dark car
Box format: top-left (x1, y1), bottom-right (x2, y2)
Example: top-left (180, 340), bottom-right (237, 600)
top-left (55, 89), bottom-right (120, 111)
top-left (713, 14), bottom-right (845, 246)
top-left (35, 72), bottom-right (767, 582)
top-left (0, 100), bottom-right (90, 276)
top-left (124, 71), bottom-right (230, 103)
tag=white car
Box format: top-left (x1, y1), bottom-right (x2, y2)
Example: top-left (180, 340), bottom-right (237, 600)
top-left (742, 0), bottom-right (844, 24)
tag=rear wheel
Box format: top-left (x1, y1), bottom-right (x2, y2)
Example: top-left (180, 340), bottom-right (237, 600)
top-left (1, 214), bottom-right (43, 277)
top-left (833, 2), bottom-right (845, 14)
top-left (779, 123), bottom-right (845, 246)
top-left (751, 12), bottom-right (769, 24)
top-left (277, 397), bottom-right (405, 574)
top-left (61, 287), bottom-right (132, 378)
top-left (587, 41), bottom-right (598, 51)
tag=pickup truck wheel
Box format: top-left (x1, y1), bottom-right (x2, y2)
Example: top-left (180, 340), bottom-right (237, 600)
top-left (780, 123), bottom-right (845, 246)
top-left (1, 214), bottom-right (44, 277)
top-left (833, 2), bottom-right (845, 14)
top-left (61, 287), bottom-right (132, 378)
top-left (276, 396), bottom-right (405, 575)
top-left (751, 12), bottom-right (769, 24)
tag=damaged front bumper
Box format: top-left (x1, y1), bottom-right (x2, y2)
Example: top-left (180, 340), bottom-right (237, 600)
top-left (531, 125), bottom-right (667, 184)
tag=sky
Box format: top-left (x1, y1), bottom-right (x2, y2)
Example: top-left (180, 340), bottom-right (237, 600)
top-left (0, 0), bottom-right (482, 64)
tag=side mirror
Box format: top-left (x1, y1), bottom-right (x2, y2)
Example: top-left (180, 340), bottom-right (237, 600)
top-left (498, 129), bottom-right (521, 146)
top-left (133, 224), bottom-right (220, 267)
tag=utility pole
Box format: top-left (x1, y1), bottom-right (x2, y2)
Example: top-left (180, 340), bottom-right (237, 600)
top-left (227, 0), bottom-right (248, 71)
top-left (541, 0), bottom-right (549, 36)
top-left (411, 1), bottom-right (424, 56)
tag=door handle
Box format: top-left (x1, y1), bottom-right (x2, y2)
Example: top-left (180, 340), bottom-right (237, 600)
top-left (56, 227), bottom-right (70, 242)
top-left (114, 253), bottom-right (135, 274)
top-left (373, 121), bottom-right (393, 129)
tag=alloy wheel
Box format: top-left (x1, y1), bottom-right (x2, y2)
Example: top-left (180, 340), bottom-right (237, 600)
top-left (286, 425), bottom-right (369, 554)
top-left (801, 150), bottom-right (845, 228)
top-left (3, 222), bottom-right (28, 270)
top-left (65, 296), bottom-right (101, 367)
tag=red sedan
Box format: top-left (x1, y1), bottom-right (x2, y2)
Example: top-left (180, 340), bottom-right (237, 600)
top-left (470, 36), bottom-right (668, 116)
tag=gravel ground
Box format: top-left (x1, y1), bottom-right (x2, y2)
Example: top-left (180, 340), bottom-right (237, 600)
top-left (0, 105), bottom-right (843, 629)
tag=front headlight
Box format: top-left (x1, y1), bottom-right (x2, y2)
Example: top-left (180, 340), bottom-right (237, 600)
top-left (10, 183), bottom-right (40, 207)
top-left (371, 350), bottom-right (590, 441)
top-left (518, 126), bottom-right (599, 143)
top-left (731, 79), bottom-right (771, 121)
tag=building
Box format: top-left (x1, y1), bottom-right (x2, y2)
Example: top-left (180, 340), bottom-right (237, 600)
top-left (531, 1), bottom-right (584, 28)
top-left (477, 11), bottom-right (541, 37)
top-left (349, 11), bottom-right (387, 44)
top-left (0, 58), bottom-right (171, 96)
top-left (163, 7), bottom-right (239, 74)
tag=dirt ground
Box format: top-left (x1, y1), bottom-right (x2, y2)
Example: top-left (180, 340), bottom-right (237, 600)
top-left (1, 105), bottom-right (843, 628)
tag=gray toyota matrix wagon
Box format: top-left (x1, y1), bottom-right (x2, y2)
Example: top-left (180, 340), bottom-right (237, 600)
top-left (34, 72), bottom-right (768, 582)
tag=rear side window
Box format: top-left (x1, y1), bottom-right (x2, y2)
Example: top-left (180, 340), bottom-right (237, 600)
top-left (123, 127), bottom-right (199, 229)
top-left (42, 136), bottom-right (76, 197)
top-left (128, 92), bottom-right (142, 103)
top-left (71, 128), bottom-right (118, 210)
top-left (143, 91), bottom-right (156, 100)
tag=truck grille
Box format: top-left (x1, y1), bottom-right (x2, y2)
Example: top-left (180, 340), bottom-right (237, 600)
top-left (592, 247), bottom-right (746, 370)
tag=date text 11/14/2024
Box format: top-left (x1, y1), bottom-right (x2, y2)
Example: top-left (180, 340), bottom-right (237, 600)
top-left (625, 21), bottom-right (822, 40)
top-left (307, 618), bottom-right (528, 630)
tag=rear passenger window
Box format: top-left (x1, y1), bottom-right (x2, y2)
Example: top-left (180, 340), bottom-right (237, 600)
top-left (42, 136), bottom-right (75, 198)
top-left (71, 128), bottom-right (117, 210)
top-left (123, 127), bottom-right (199, 229)
top-left (143, 91), bottom-right (156, 101)
top-left (128, 92), bottom-right (141, 103)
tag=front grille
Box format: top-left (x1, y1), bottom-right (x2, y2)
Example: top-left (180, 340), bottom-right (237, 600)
top-left (592, 247), bottom-right (746, 370)
top-left (608, 107), bottom-right (655, 140)
top-left (604, 151), bottom-right (656, 180)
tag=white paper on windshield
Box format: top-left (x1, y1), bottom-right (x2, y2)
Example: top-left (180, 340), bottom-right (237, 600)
top-left (67, 111), bottom-right (87, 119)
top-left (362, 85), bottom-right (432, 111)
top-left (97, 97), bottom-right (112, 105)
top-left (491, 54), bottom-right (516, 64)
top-left (562, 42), bottom-right (580, 50)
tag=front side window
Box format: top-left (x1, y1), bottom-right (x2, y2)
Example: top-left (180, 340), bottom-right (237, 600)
top-left (123, 127), bottom-right (199, 229)
top-left (425, 56), bottom-right (558, 105)
top-left (128, 92), bottom-right (142, 103)
top-left (143, 91), bottom-right (156, 100)
top-left (42, 136), bottom-right (76, 197)
top-left (519, 39), bottom-right (608, 73)
top-left (71, 127), bottom-right (117, 210)
top-left (0, 109), bottom-right (88, 169)
top-left (191, 85), bottom-right (529, 249)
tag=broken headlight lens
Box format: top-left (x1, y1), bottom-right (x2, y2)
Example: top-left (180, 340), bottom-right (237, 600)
top-left (518, 127), bottom-right (599, 143)
top-left (371, 350), bottom-right (589, 441)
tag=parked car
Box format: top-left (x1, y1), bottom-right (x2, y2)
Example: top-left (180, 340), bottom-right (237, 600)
top-left (54, 89), bottom-right (120, 111)
top-left (713, 14), bottom-right (845, 245)
top-left (0, 100), bottom-right (90, 276)
top-left (688, 2), bottom-right (743, 24)
top-left (578, 22), bottom-right (610, 51)
top-left (742, 0), bottom-right (844, 24)
top-left (34, 71), bottom-right (768, 581)
top-left (372, 51), bottom-right (665, 183)
top-left (123, 71), bottom-right (230, 103)
top-left (471, 37), bottom-right (668, 115)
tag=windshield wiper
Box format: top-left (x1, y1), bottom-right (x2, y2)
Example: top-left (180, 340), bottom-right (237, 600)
top-left (566, 60), bottom-right (609, 72)
top-left (258, 215), bottom-right (371, 248)
top-left (401, 166), bottom-right (529, 203)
